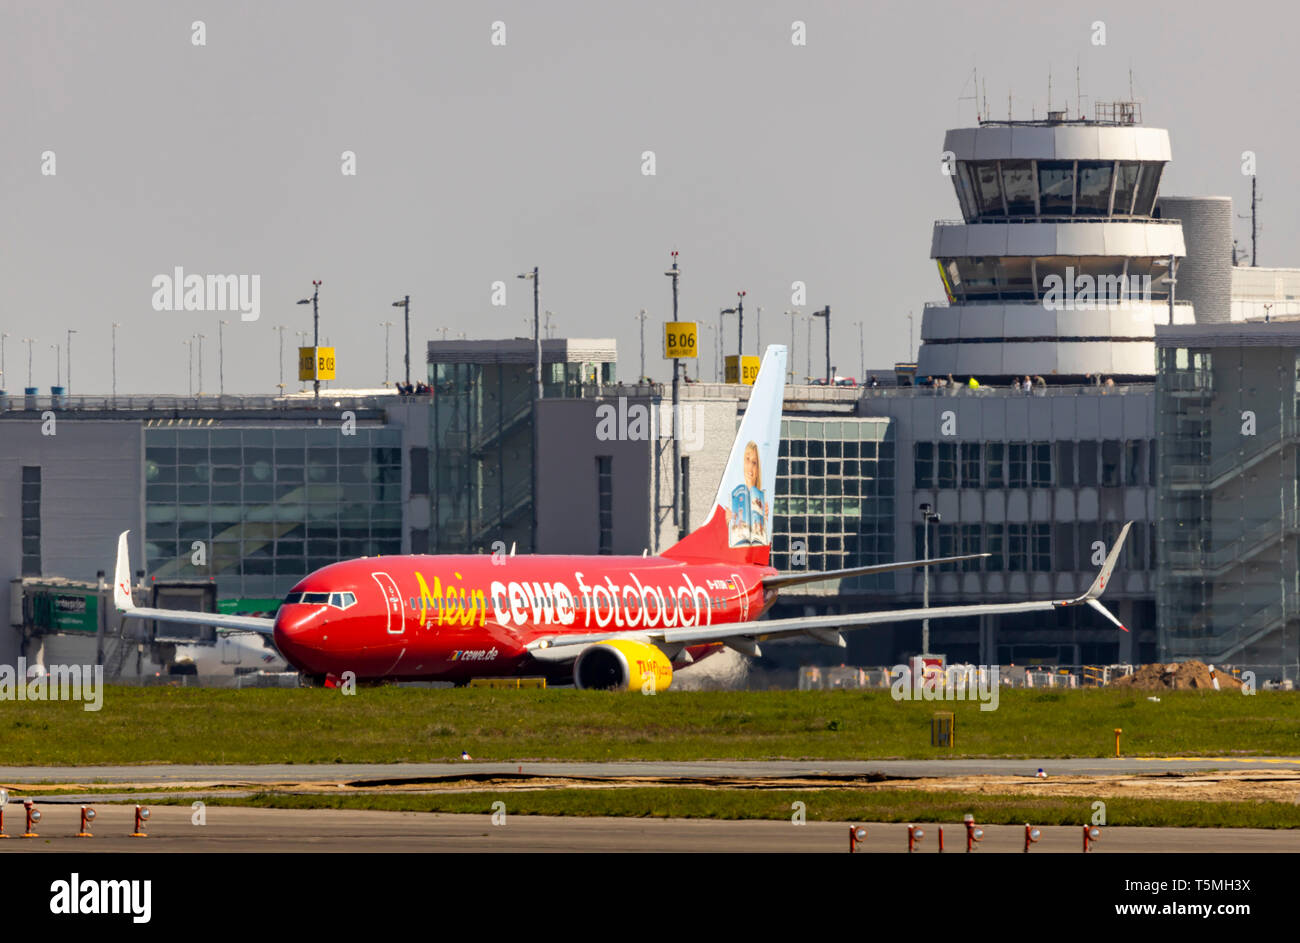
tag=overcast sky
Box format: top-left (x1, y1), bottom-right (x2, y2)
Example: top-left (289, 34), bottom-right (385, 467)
top-left (2, 0), bottom-right (1295, 394)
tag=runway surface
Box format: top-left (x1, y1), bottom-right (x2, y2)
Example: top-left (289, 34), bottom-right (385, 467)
top-left (1, 804), bottom-right (1297, 852)
top-left (6, 757), bottom-right (1300, 786)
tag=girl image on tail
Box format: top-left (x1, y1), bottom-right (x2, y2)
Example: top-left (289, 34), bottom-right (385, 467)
top-left (726, 441), bottom-right (769, 547)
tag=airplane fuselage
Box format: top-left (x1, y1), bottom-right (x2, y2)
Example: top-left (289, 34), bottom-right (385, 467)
top-left (272, 554), bottom-right (778, 682)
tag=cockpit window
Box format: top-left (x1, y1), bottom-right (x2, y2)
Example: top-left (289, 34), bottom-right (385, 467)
top-left (285, 591), bottom-right (356, 609)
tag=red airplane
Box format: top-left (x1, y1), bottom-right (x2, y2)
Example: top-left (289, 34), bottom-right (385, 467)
top-left (113, 345), bottom-right (1130, 690)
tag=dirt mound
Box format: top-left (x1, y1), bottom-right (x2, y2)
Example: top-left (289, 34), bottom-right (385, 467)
top-left (1112, 660), bottom-right (1243, 691)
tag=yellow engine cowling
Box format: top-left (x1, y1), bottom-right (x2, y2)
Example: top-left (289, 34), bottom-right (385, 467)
top-left (573, 639), bottom-right (673, 692)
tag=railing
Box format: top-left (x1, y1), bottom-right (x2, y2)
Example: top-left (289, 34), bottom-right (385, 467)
top-left (935, 217), bottom-right (1184, 226)
top-left (1164, 509), bottom-right (1300, 574)
top-left (924, 298), bottom-right (1194, 311)
top-left (860, 382), bottom-right (1153, 398)
top-left (1166, 591), bottom-right (1300, 661)
top-left (1168, 420), bottom-right (1298, 489)
top-left (470, 479), bottom-right (533, 544)
top-left (0, 392), bottom-right (396, 413)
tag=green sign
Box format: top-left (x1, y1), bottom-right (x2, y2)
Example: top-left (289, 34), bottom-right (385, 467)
top-left (217, 598), bottom-right (282, 616)
top-left (32, 592), bottom-right (99, 634)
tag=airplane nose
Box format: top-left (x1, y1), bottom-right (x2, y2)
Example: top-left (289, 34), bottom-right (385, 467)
top-left (273, 607), bottom-right (330, 671)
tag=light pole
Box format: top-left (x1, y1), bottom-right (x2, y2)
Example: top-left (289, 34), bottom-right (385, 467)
top-left (735, 291), bottom-right (746, 356)
top-left (379, 320), bottom-right (394, 386)
top-left (784, 311), bottom-right (798, 383)
top-left (664, 251), bottom-right (683, 539)
top-left (858, 321), bottom-right (864, 381)
top-left (196, 333), bottom-right (205, 394)
top-left (635, 308), bottom-right (647, 382)
top-left (919, 503), bottom-right (941, 657)
top-left (391, 295), bottom-right (410, 386)
top-left (806, 313), bottom-right (812, 380)
top-left (813, 305), bottom-right (831, 385)
top-left (718, 307), bottom-right (735, 381)
top-left (51, 343), bottom-right (60, 387)
top-left (218, 320), bottom-right (228, 395)
top-left (273, 325), bottom-right (286, 393)
top-left (297, 280), bottom-right (322, 403)
top-left (183, 338), bottom-right (193, 395)
top-left (0, 332), bottom-right (7, 392)
top-left (516, 267), bottom-right (541, 400)
top-left (66, 329), bottom-right (77, 394)
top-left (24, 337), bottom-right (35, 388)
top-left (755, 305), bottom-right (762, 355)
top-left (111, 323), bottom-right (120, 399)
top-left (907, 311), bottom-right (914, 362)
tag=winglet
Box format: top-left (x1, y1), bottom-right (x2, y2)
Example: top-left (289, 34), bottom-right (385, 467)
top-left (1083, 521), bottom-right (1131, 601)
top-left (114, 530), bottom-right (135, 611)
top-left (1074, 521), bottom-right (1131, 632)
top-left (1087, 598), bottom-right (1128, 633)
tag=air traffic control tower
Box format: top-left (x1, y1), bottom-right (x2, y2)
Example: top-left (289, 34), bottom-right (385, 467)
top-left (921, 103), bottom-right (1194, 384)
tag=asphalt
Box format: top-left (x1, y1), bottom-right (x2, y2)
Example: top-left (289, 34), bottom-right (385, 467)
top-left (1, 804), bottom-right (1296, 852)
top-left (5, 757), bottom-right (1300, 786)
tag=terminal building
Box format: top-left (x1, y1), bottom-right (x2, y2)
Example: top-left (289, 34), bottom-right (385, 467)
top-left (3, 106), bottom-right (1299, 681)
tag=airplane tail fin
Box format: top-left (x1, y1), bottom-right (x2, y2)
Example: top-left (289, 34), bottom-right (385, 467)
top-left (114, 530), bottom-right (136, 611)
top-left (663, 344), bottom-right (787, 566)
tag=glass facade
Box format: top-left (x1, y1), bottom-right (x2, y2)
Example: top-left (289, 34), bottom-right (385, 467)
top-left (144, 426), bottom-right (403, 600)
top-left (429, 353), bottom-right (616, 554)
top-left (1156, 344), bottom-right (1300, 677)
top-left (955, 160), bottom-right (1165, 221)
top-left (937, 256), bottom-right (1172, 303)
top-left (771, 418), bottom-right (896, 590)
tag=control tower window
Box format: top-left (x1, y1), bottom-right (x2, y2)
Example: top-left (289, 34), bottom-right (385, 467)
top-left (1034, 257), bottom-right (1074, 298)
top-left (961, 258), bottom-right (999, 297)
top-left (1000, 161), bottom-right (1037, 215)
top-left (1133, 162), bottom-right (1163, 216)
top-left (954, 164), bottom-right (979, 220)
top-left (1112, 162), bottom-right (1141, 215)
top-left (996, 258), bottom-right (1035, 300)
top-left (1075, 161), bottom-right (1113, 216)
top-left (1038, 161), bottom-right (1075, 215)
top-left (970, 162), bottom-right (1004, 217)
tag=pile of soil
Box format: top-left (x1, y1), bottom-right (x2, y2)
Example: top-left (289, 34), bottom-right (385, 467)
top-left (1112, 660), bottom-right (1243, 691)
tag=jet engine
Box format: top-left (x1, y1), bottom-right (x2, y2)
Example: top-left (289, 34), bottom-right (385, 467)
top-left (573, 639), bottom-right (673, 692)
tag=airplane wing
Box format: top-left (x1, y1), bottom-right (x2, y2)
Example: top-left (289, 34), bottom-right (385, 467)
top-left (528, 522), bottom-right (1132, 662)
top-left (112, 531), bottom-right (277, 637)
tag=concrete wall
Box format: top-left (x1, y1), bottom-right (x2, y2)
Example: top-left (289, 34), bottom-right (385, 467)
top-left (1158, 196), bottom-right (1233, 323)
top-left (535, 397), bottom-right (654, 555)
top-left (861, 386), bottom-right (1156, 601)
top-left (0, 418), bottom-right (144, 665)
